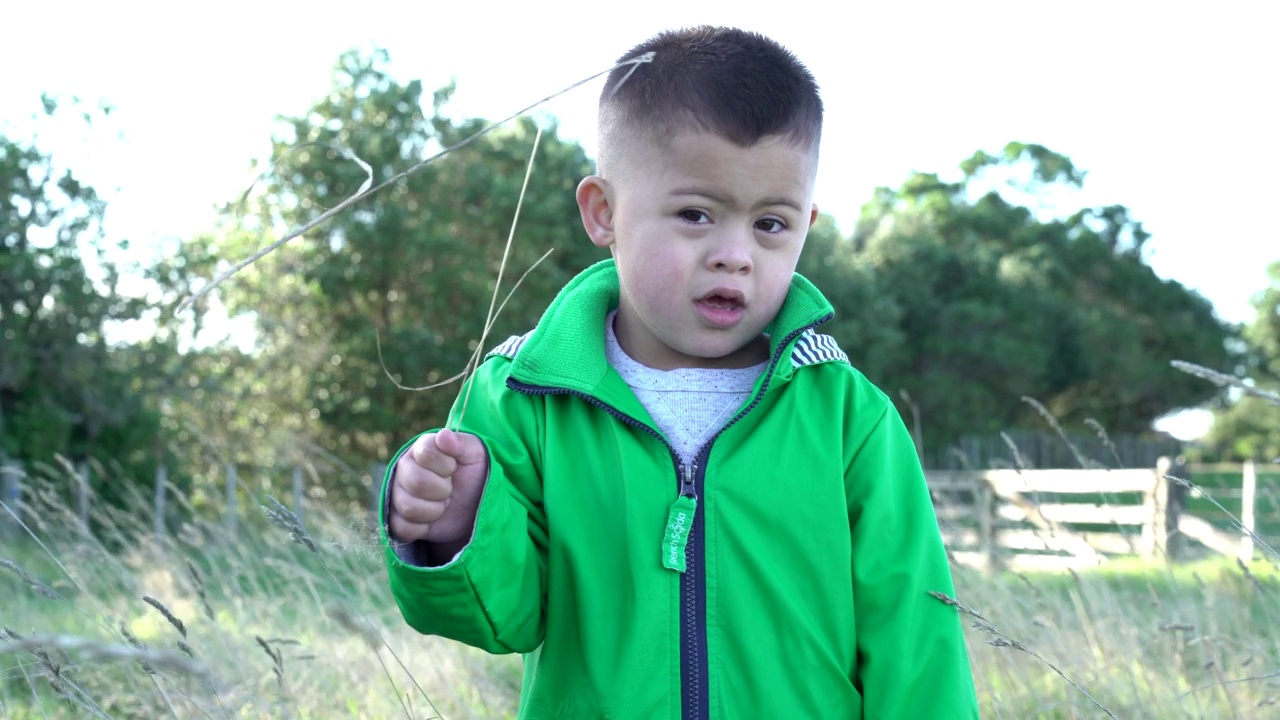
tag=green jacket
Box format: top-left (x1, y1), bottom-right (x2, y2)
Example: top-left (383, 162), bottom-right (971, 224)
top-left (381, 260), bottom-right (978, 719)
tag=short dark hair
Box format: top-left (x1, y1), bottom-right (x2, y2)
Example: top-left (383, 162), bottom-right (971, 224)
top-left (597, 26), bottom-right (823, 175)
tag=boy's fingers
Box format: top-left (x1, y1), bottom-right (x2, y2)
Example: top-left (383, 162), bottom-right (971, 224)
top-left (437, 427), bottom-right (487, 467)
top-left (395, 466), bottom-right (452, 503)
top-left (388, 511), bottom-right (431, 543)
top-left (409, 434), bottom-right (459, 477)
top-left (392, 486), bottom-right (449, 524)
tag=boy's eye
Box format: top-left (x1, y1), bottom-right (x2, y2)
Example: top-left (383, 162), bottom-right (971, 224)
top-left (755, 217), bottom-right (786, 233)
top-left (679, 209), bottom-right (710, 224)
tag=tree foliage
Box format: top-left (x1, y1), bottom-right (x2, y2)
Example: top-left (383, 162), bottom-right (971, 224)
top-left (8, 50), bottom-right (1254, 514)
top-left (1207, 261), bottom-right (1280, 461)
top-left (0, 101), bottom-right (168, 517)
top-left (166, 50), bottom-right (604, 503)
top-left (804, 143), bottom-right (1235, 456)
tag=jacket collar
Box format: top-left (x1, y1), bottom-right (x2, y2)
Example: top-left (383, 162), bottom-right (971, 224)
top-left (499, 260), bottom-right (835, 401)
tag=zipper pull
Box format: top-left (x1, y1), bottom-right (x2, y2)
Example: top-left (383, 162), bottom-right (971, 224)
top-left (662, 462), bottom-right (698, 573)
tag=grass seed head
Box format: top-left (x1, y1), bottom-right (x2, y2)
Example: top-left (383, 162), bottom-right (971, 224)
top-left (325, 602), bottom-right (381, 651)
top-left (142, 594), bottom-right (187, 638)
top-left (185, 559), bottom-right (216, 621)
top-left (0, 558), bottom-right (62, 600)
top-left (262, 495), bottom-right (319, 553)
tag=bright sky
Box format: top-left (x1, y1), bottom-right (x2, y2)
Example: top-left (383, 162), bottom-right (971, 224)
top-left (4, 1), bottom-right (1277, 439)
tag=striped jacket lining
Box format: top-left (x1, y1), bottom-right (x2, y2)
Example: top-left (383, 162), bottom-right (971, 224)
top-left (487, 329), bottom-right (848, 369)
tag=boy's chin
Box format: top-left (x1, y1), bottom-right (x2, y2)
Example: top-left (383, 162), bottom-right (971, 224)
top-left (673, 335), bottom-right (769, 369)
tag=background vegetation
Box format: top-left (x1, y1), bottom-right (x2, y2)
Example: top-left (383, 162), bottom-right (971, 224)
top-left (4, 47), bottom-right (1279, 718)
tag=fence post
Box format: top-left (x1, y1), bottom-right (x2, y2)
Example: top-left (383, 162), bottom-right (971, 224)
top-left (225, 464), bottom-right (238, 535)
top-left (1240, 460), bottom-right (1257, 563)
top-left (292, 465), bottom-right (305, 528)
top-left (1, 457), bottom-right (20, 539)
top-left (77, 461), bottom-right (91, 539)
top-left (1143, 458), bottom-right (1170, 560)
top-left (371, 462), bottom-right (388, 519)
top-left (977, 476), bottom-right (1001, 574)
top-left (1144, 457), bottom-right (1185, 561)
top-left (1170, 457), bottom-right (1188, 559)
top-left (154, 465), bottom-right (168, 542)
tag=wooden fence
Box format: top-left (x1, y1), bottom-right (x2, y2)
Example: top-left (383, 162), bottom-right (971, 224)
top-left (927, 459), bottom-right (1280, 571)
top-left (0, 459), bottom-right (388, 542)
top-left (3, 454), bottom-right (1277, 573)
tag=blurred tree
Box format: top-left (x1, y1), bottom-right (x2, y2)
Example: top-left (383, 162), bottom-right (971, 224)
top-left (795, 213), bottom-right (904, 387)
top-left (167, 49), bottom-right (603, 504)
top-left (821, 143), bottom-right (1235, 456)
top-left (1245, 261), bottom-right (1280, 385)
top-left (0, 98), bottom-right (168, 518)
top-left (1206, 261), bottom-right (1280, 461)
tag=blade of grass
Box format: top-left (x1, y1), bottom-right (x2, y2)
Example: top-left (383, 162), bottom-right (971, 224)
top-left (176, 52), bottom-right (654, 316)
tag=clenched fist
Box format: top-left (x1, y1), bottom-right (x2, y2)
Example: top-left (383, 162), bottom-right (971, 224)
top-left (388, 428), bottom-right (489, 547)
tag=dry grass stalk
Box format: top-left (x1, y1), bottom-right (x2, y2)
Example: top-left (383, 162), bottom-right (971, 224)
top-left (1237, 557), bottom-right (1267, 594)
top-left (1166, 474), bottom-right (1280, 562)
top-left (175, 52), bottom-right (655, 316)
top-left (142, 595), bottom-right (187, 638)
top-left (0, 633), bottom-right (210, 680)
top-left (185, 559), bottom-right (216, 621)
top-left (1020, 396), bottom-right (1102, 469)
top-left (262, 495), bottom-right (318, 553)
top-left (325, 603), bottom-right (381, 652)
top-left (1179, 668), bottom-right (1280, 702)
top-left (255, 635), bottom-right (287, 691)
top-left (322, 602), bottom-right (427, 720)
top-left (119, 624), bottom-right (156, 675)
top-left (3, 627), bottom-right (69, 701)
top-left (373, 245), bottom-right (556, 395)
top-left (930, 591), bottom-right (1119, 719)
top-left (0, 557), bottom-right (62, 600)
top-left (1083, 417), bottom-right (1124, 468)
top-left (1171, 360), bottom-right (1280, 406)
top-left (452, 126), bottom-right (544, 431)
top-left (928, 589), bottom-right (990, 623)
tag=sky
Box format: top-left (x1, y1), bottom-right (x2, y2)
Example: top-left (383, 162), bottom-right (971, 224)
top-left (3, 1), bottom-right (1277, 439)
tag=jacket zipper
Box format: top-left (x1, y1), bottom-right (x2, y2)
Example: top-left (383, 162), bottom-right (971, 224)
top-left (677, 459), bottom-right (705, 719)
top-left (505, 312), bottom-right (830, 720)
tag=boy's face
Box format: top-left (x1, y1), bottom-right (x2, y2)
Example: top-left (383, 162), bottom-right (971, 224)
top-left (579, 130), bottom-right (818, 370)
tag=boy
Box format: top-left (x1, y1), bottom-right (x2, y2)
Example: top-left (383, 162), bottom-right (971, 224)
top-left (382, 26), bottom-right (979, 719)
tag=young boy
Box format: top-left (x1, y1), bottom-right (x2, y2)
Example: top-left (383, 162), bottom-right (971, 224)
top-left (381, 26), bottom-right (978, 719)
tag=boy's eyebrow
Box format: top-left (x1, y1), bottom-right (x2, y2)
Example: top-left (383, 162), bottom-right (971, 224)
top-left (669, 188), bottom-right (804, 213)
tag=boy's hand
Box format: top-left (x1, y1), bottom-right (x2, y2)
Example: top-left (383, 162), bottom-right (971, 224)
top-left (389, 428), bottom-right (489, 545)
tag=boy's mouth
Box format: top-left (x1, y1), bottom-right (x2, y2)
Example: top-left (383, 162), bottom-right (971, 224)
top-left (697, 288), bottom-right (745, 308)
top-left (695, 289), bottom-right (746, 328)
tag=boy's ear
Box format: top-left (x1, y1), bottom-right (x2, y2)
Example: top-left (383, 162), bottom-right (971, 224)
top-left (808, 203), bottom-right (819, 229)
top-left (577, 175), bottom-right (615, 249)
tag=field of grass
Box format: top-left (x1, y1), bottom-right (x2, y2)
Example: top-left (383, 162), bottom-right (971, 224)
top-left (3, 476), bottom-right (1279, 719)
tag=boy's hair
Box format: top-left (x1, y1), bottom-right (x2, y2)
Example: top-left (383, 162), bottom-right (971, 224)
top-left (597, 26), bottom-right (823, 176)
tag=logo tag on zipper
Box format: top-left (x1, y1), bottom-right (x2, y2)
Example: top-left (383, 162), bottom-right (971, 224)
top-left (661, 495), bottom-right (697, 573)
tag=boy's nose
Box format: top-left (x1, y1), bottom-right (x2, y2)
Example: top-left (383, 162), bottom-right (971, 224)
top-left (706, 230), bottom-right (753, 274)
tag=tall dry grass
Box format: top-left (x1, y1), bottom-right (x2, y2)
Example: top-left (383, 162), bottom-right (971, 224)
top-left (2, 458), bottom-right (1278, 719)
top-left (1, 463), bottom-right (520, 719)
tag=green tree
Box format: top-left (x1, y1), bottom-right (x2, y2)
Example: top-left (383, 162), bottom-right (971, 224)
top-left (1245, 261), bottom-right (1280, 385)
top-left (0, 100), bottom-right (167, 517)
top-left (1206, 261), bottom-right (1280, 461)
top-left (795, 213), bottom-right (904, 386)
top-left (171, 50), bottom-right (603, 504)
top-left (829, 143), bottom-right (1234, 455)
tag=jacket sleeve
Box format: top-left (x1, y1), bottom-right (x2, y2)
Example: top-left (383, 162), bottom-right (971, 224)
top-left (379, 358), bottom-right (547, 654)
top-left (845, 399), bottom-right (980, 718)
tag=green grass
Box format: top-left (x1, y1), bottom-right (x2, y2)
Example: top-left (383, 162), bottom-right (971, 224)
top-left (953, 555), bottom-right (1280, 718)
top-left (2, 489), bottom-right (522, 720)
top-left (4, 471), bottom-right (1280, 719)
